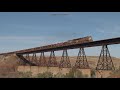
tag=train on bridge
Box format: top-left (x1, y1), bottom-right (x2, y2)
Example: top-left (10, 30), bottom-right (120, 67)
top-left (0, 36), bottom-right (120, 71)
top-left (0, 36), bottom-right (93, 55)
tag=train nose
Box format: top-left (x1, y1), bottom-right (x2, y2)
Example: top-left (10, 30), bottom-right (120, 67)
top-left (89, 36), bottom-right (93, 41)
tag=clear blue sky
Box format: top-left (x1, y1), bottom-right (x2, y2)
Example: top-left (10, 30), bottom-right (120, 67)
top-left (0, 12), bottom-right (120, 58)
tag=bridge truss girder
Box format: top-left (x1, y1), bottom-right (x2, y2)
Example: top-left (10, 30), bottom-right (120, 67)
top-left (59, 49), bottom-right (71, 68)
top-left (39, 52), bottom-right (47, 66)
top-left (75, 48), bottom-right (90, 69)
top-left (96, 45), bottom-right (115, 70)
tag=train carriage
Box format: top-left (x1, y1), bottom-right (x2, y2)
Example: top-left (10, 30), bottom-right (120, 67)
top-left (0, 36), bottom-right (93, 55)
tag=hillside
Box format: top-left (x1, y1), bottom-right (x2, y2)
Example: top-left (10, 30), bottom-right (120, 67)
top-left (0, 54), bottom-right (120, 78)
top-left (0, 54), bottom-right (120, 70)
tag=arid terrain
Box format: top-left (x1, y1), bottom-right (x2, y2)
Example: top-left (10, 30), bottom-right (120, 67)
top-left (0, 54), bottom-right (120, 78)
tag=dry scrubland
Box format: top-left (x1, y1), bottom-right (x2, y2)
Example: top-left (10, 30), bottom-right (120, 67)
top-left (0, 54), bottom-right (120, 78)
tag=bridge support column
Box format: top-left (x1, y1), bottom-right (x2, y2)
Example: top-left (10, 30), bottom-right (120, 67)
top-left (59, 49), bottom-right (71, 68)
top-left (18, 54), bottom-right (26, 65)
top-left (17, 54), bottom-right (36, 66)
top-left (25, 54), bottom-right (30, 62)
top-left (47, 51), bottom-right (58, 67)
top-left (96, 45), bottom-right (115, 70)
top-left (39, 52), bottom-right (47, 66)
top-left (32, 53), bottom-right (38, 66)
top-left (75, 48), bottom-right (89, 69)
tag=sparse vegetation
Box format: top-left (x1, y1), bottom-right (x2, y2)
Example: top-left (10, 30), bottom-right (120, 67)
top-left (0, 54), bottom-right (120, 78)
top-left (108, 66), bottom-right (120, 78)
top-left (91, 69), bottom-right (96, 78)
top-left (36, 72), bottom-right (54, 78)
top-left (53, 72), bottom-right (65, 78)
top-left (16, 68), bottom-right (89, 78)
top-left (64, 68), bottom-right (86, 78)
top-left (35, 68), bottom-right (88, 78)
top-left (19, 71), bottom-right (32, 78)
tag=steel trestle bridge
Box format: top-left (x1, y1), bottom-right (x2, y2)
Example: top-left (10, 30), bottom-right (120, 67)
top-left (0, 36), bottom-right (120, 70)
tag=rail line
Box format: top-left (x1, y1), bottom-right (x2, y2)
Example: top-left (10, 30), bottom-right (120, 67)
top-left (0, 36), bottom-right (119, 55)
top-left (0, 36), bottom-right (119, 70)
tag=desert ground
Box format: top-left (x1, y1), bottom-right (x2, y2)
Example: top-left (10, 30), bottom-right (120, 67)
top-left (0, 54), bottom-right (120, 78)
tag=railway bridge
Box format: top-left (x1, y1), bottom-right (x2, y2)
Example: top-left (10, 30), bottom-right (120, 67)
top-left (0, 36), bottom-right (120, 71)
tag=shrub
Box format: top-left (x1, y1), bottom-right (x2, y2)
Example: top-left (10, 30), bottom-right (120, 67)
top-left (53, 72), bottom-right (65, 78)
top-left (37, 72), bottom-right (53, 78)
top-left (75, 70), bottom-right (85, 78)
top-left (19, 71), bottom-right (32, 78)
top-left (91, 69), bottom-right (96, 78)
top-left (64, 68), bottom-right (85, 78)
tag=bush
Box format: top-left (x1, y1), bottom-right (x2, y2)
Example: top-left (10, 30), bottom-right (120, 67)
top-left (64, 68), bottom-right (86, 78)
top-left (36, 72), bottom-right (53, 78)
top-left (53, 72), bottom-right (65, 78)
top-left (91, 69), bottom-right (96, 78)
top-left (74, 70), bottom-right (84, 78)
top-left (108, 69), bottom-right (120, 78)
top-left (19, 71), bottom-right (32, 78)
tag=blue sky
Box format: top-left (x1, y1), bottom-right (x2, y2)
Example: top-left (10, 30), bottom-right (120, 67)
top-left (0, 12), bottom-right (120, 58)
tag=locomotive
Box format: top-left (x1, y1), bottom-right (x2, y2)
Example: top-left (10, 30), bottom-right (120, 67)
top-left (0, 36), bottom-right (93, 55)
top-left (67, 36), bottom-right (93, 44)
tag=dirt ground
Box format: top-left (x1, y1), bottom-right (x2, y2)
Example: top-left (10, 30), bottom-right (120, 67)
top-left (0, 54), bottom-right (120, 78)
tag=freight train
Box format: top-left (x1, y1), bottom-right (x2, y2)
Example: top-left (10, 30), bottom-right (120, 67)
top-left (62, 36), bottom-right (93, 46)
top-left (0, 36), bottom-right (93, 55)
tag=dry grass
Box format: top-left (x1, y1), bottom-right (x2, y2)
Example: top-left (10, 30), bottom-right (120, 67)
top-left (0, 54), bottom-right (120, 78)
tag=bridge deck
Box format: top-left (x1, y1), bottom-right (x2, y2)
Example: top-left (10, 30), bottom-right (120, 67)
top-left (0, 37), bottom-right (120, 55)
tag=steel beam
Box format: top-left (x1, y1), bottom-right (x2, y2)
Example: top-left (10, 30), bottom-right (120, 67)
top-left (75, 48), bottom-right (89, 69)
top-left (32, 53), bottom-right (38, 65)
top-left (47, 51), bottom-right (58, 67)
top-left (0, 37), bottom-right (120, 55)
top-left (16, 54), bottom-right (36, 66)
top-left (13, 37), bottom-right (120, 54)
top-left (39, 52), bottom-right (47, 66)
top-left (59, 49), bottom-right (71, 68)
top-left (25, 54), bottom-right (30, 62)
top-left (96, 45), bottom-right (115, 70)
